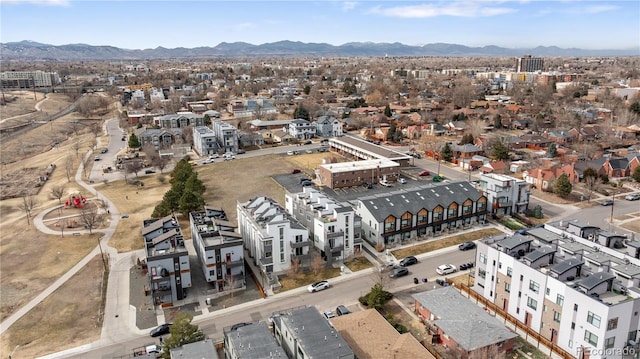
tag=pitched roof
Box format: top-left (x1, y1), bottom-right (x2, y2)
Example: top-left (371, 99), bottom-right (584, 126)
top-left (358, 181), bottom-right (483, 222)
top-left (413, 287), bottom-right (517, 351)
top-left (331, 309), bottom-right (435, 359)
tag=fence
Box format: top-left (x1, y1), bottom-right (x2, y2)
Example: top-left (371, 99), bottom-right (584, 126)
top-left (455, 283), bottom-right (576, 359)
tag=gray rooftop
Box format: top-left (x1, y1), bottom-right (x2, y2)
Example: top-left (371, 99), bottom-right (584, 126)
top-left (413, 287), bottom-right (517, 351)
top-left (584, 250), bottom-right (624, 265)
top-left (169, 338), bottom-right (218, 359)
top-left (550, 258), bottom-right (584, 276)
top-left (226, 322), bottom-right (285, 359)
top-left (611, 264), bottom-right (640, 277)
top-left (524, 246), bottom-right (555, 262)
top-left (526, 227), bottom-right (563, 243)
top-left (496, 234), bottom-right (531, 252)
top-left (280, 306), bottom-right (353, 359)
top-left (577, 272), bottom-right (615, 291)
top-left (358, 181), bottom-right (483, 222)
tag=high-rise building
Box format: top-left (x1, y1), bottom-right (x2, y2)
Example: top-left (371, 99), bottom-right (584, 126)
top-left (516, 55), bottom-right (544, 72)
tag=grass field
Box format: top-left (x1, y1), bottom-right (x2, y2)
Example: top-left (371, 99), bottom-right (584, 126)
top-left (391, 228), bottom-right (503, 259)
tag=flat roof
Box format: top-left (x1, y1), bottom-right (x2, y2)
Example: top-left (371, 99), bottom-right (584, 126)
top-left (319, 159), bottom-right (399, 172)
top-left (330, 136), bottom-right (410, 160)
top-left (226, 322), bottom-right (285, 359)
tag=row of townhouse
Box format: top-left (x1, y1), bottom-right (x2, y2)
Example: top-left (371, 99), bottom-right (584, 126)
top-left (224, 306), bottom-right (433, 359)
top-left (357, 181), bottom-right (489, 246)
top-left (189, 206), bottom-right (245, 296)
top-left (284, 187), bottom-right (362, 265)
top-left (473, 220), bottom-right (640, 359)
top-left (237, 196), bottom-right (311, 283)
top-left (141, 215), bottom-right (190, 307)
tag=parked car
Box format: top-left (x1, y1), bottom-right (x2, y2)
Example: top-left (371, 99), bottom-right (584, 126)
top-left (601, 199), bottom-right (614, 206)
top-left (144, 169), bottom-right (156, 174)
top-left (390, 267), bottom-right (409, 278)
top-left (307, 280), bottom-right (330, 293)
top-left (432, 175), bottom-right (445, 183)
top-left (236, 149), bottom-right (246, 154)
top-left (303, 140), bottom-right (312, 145)
top-left (291, 169), bottom-right (301, 174)
top-left (379, 180), bottom-right (392, 187)
top-left (94, 156), bottom-right (100, 161)
top-left (150, 323), bottom-right (171, 337)
top-left (301, 180), bottom-right (313, 187)
top-left (418, 170), bottom-right (430, 176)
top-left (435, 278), bottom-right (450, 287)
top-left (363, 182), bottom-right (373, 189)
top-left (202, 158), bottom-right (215, 164)
top-left (335, 305), bottom-right (352, 316)
top-left (223, 152), bottom-right (235, 161)
top-left (287, 150), bottom-right (298, 156)
top-left (398, 178), bottom-right (407, 184)
top-left (625, 193), bottom-right (640, 201)
top-left (100, 148), bottom-right (108, 154)
top-left (436, 264), bottom-right (457, 275)
top-left (323, 311), bottom-right (336, 319)
top-left (399, 256), bottom-right (418, 267)
top-left (305, 149), bottom-right (314, 154)
top-left (208, 154), bottom-right (220, 159)
top-left (458, 242), bottom-right (476, 251)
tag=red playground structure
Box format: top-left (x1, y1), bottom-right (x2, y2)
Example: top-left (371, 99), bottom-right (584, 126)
top-left (64, 191), bottom-right (88, 209)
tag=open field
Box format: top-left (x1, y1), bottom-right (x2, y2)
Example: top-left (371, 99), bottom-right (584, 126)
top-left (0, 90), bottom-right (40, 119)
top-left (0, 256), bottom-right (105, 359)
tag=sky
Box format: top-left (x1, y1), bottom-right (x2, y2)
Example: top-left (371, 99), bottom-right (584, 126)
top-left (1, 0), bottom-right (639, 51)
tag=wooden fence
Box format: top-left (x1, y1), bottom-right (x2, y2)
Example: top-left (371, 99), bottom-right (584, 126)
top-left (455, 283), bottom-right (576, 359)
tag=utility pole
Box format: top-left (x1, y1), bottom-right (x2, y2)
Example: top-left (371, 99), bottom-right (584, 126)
top-left (609, 193), bottom-right (615, 230)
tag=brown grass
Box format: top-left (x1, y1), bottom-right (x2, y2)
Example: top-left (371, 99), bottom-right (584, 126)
top-left (278, 267), bottom-right (342, 292)
top-left (391, 228), bottom-right (503, 259)
top-left (382, 300), bottom-right (429, 343)
top-left (622, 219), bottom-right (640, 234)
top-left (0, 255), bottom-right (105, 359)
top-left (344, 256), bottom-right (373, 272)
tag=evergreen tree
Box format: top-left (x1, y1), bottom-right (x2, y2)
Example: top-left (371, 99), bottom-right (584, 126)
top-left (633, 166), bottom-right (640, 182)
top-left (441, 143), bottom-right (453, 162)
top-left (460, 133), bottom-right (474, 145)
top-left (128, 133), bottom-right (141, 148)
top-left (294, 105), bottom-right (310, 120)
top-left (547, 143), bottom-right (558, 158)
top-left (303, 85), bottom-right (311, 95)
top-left (491, 141), bottom-right (510, 161)
top-left (493, 114), bottom-right (502, 129)
top-left (553, 173), bottom-right (573, 198)
top-left (203, 114), bottom-right (211, 126)
top-left (384, 104), bottom-right (392, 117)
top-left (387, 122), bottom-right (396, 142)
top-left (179, 190), bottom-right (205, 217)
top-left (161, 314), bottom-right (205, 358)
top-left (184, 173), bottom-right (206, 195)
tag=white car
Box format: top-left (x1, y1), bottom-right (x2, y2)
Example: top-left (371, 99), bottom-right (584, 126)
top-left (398, 178), bottom-right (407, 184)
top-left (436, 264), bottom-right (457, 275)
top-left (202, 158), bottom-right (215, 164)
top-left (379, 180), bottom-right (392, 187)
top-left (307, 280), bottom-right (330, 293)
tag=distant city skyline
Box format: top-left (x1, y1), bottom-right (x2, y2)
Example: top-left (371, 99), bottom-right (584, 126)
top-left (1, 0), bottom-right (638, 51)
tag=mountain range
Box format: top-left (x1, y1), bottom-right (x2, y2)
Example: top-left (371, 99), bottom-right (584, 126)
top-left (1, 40), bottom-right (638, 60)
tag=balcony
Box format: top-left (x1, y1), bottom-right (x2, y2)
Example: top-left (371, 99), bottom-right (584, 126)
top-left (328, 245), bottom-right (344, 253)
top-left (225, 258), bottom-right (244, 268)
top-left (259, 256), bottom-right (273, 267)
top-left (496, 201), bottom-right (513, 208)
top-left (326, 230), bottom-right (344, 239)
top-left (291, 240), bottom-right (311, 249)
top-left (291, 252), bottom-right (311, 262)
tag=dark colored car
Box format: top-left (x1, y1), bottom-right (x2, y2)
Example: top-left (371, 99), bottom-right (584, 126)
top-left (301, 180), bottom-right (313, 187)
top-left (291, 169), bottom-right (301, 174)
top-left (145, 169), bottom-right (156, 174)
top-left (399, 256), bottom-right (418, 267)
top-left (418, 170), bottom-right (430, 176)
top-left (236, 149), bottom-right (246, 154)
top-left (390, 267), bottom-right (409, 278)
top-left (601, 199), bottom-right (614, 206)
top-left (363, 182), bottom-right (373, 189)
top-left (336, 305), bottom-right (352, 316)
top-left (435, 279), bottom-right (450, 287)
top-left (458, 242), bottom-right (476, 251)
top-left (304, 140), bottom-right (312, 145)
top-left (150, 323), bottom-right (171, 337)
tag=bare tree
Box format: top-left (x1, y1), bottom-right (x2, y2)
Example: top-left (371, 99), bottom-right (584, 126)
top-left (80, 204), bottom-right (102, 234)
top-left (65, 155), bottom-right (74, 182)
top-left (371, 263), bottom-right (392, 292)
top-left (50, 185), bottom-right (66, 204)
top-left (285, 258), bottom-right (301, 280)
top-left (142, 143), bottom-right (160, 167)
top-left (59, 218), bottom-right (67, 238)
top-left (98, 198), bottom-right (110, 214)
top-left (310, 251), bottom-right (325, 277)
top-left (127, 161), bottom-right (143, 178)
top-left (157, 156), bottom-right (170, 173)
top-left (73, 140), bottom-right (81, 158)
top-left (19, 194), bottom-right (39, 225)
top-left (68, 119), bottom-right (81, 135)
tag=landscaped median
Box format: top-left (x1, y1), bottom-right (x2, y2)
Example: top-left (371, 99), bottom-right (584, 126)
top-left (391, 228), bottom-right (503, 259)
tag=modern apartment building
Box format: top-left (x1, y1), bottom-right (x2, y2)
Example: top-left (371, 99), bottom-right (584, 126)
top-left (473, 221), bottom-right (640, 359)
top-left (0, 70), bottom-right (60, 88)
top-left (141, 214), bottom-right (191, 308)
top-left (356, 181), bottom-right (488, 246)
top-left (317, 159), bottom-right (401, 190)
top-left (516, 55), bottom-right (544, 73)
top-left (154, 112), bottom-right (205, 128)
top-left (285, 187), bottom-right (362, 265)
top-left (315, 116), bottom-right (344, 138)
top-left (189, 206), bottom-right (245, 295)
top-left (271, 306), bottom-right (354, 359)
top-left (237, 196), bottom-right (311, 279)
top-left (212, 120), bottom-right (239, 154)
top-left (477, 173), bottom-right (530, 216)
top-left (192, 126), bottom-right (218, 156)
top-left (286, 119), bottom-right (316, 140)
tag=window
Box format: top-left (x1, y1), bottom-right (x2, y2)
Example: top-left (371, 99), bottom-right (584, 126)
top-left (478, 269), bottom-right (486, 279)
top-left (587, 311), bottom-right (601, 328)
top-left (607, 318), bottom-right (618, 331)
top-left (628, 330), bottom-right (637, 342)
top-left (546, 288), bottom-right (550, 296)
top-left (401, 213), bottom-right (412, 228)
top-left (574, 304), bottom-right (578, 312)
top-left (505, 282), bottom-right (510, 293)
top-left (433, 209), bottom-right (442, 221)
top-left (605, 337), bottom-right (615, 349)
top-left (463, 200), bottom-right (472, 215)
top-left (417, 209), bottom-right (428, 224)
top-left (479, 253), bottom-right (487, 264)
top-left (584, 330), bottom-right (598, 346)
top-left (529, 280), bottom-right (540, 293)
top-left (527, 297), bottom-right (537, 310)
top-left (507, 267), bottom-right (512, 277)
top-left (554, 311), bottom-right (561, 323)
top-left (556, 294), bottom-right (564, 306)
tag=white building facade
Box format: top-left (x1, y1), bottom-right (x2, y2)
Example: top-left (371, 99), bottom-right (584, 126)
top-left (477, 173), bottom-right (530, 216)
top-left (192, 126), bottom-right (218, 156)
top-left (212, 120), bottom-right (239, 154)
top-left (473, 221), bottom-right (640, 359)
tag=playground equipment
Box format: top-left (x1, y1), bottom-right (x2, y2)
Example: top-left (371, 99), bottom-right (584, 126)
top-left (64, 190), bottom-right (87, 209)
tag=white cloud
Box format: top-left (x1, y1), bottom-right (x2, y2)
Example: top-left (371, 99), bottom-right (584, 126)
top-left (0, 0), bottom-right (70, 5)
top-left (233, 22), bottom-right (255, 32)
top-left (369, 1), bottom-right (517, 18)
top-left (341, 1), bottom-right (357, 11)
top-left (583, 5), bottom-right (619, 14)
